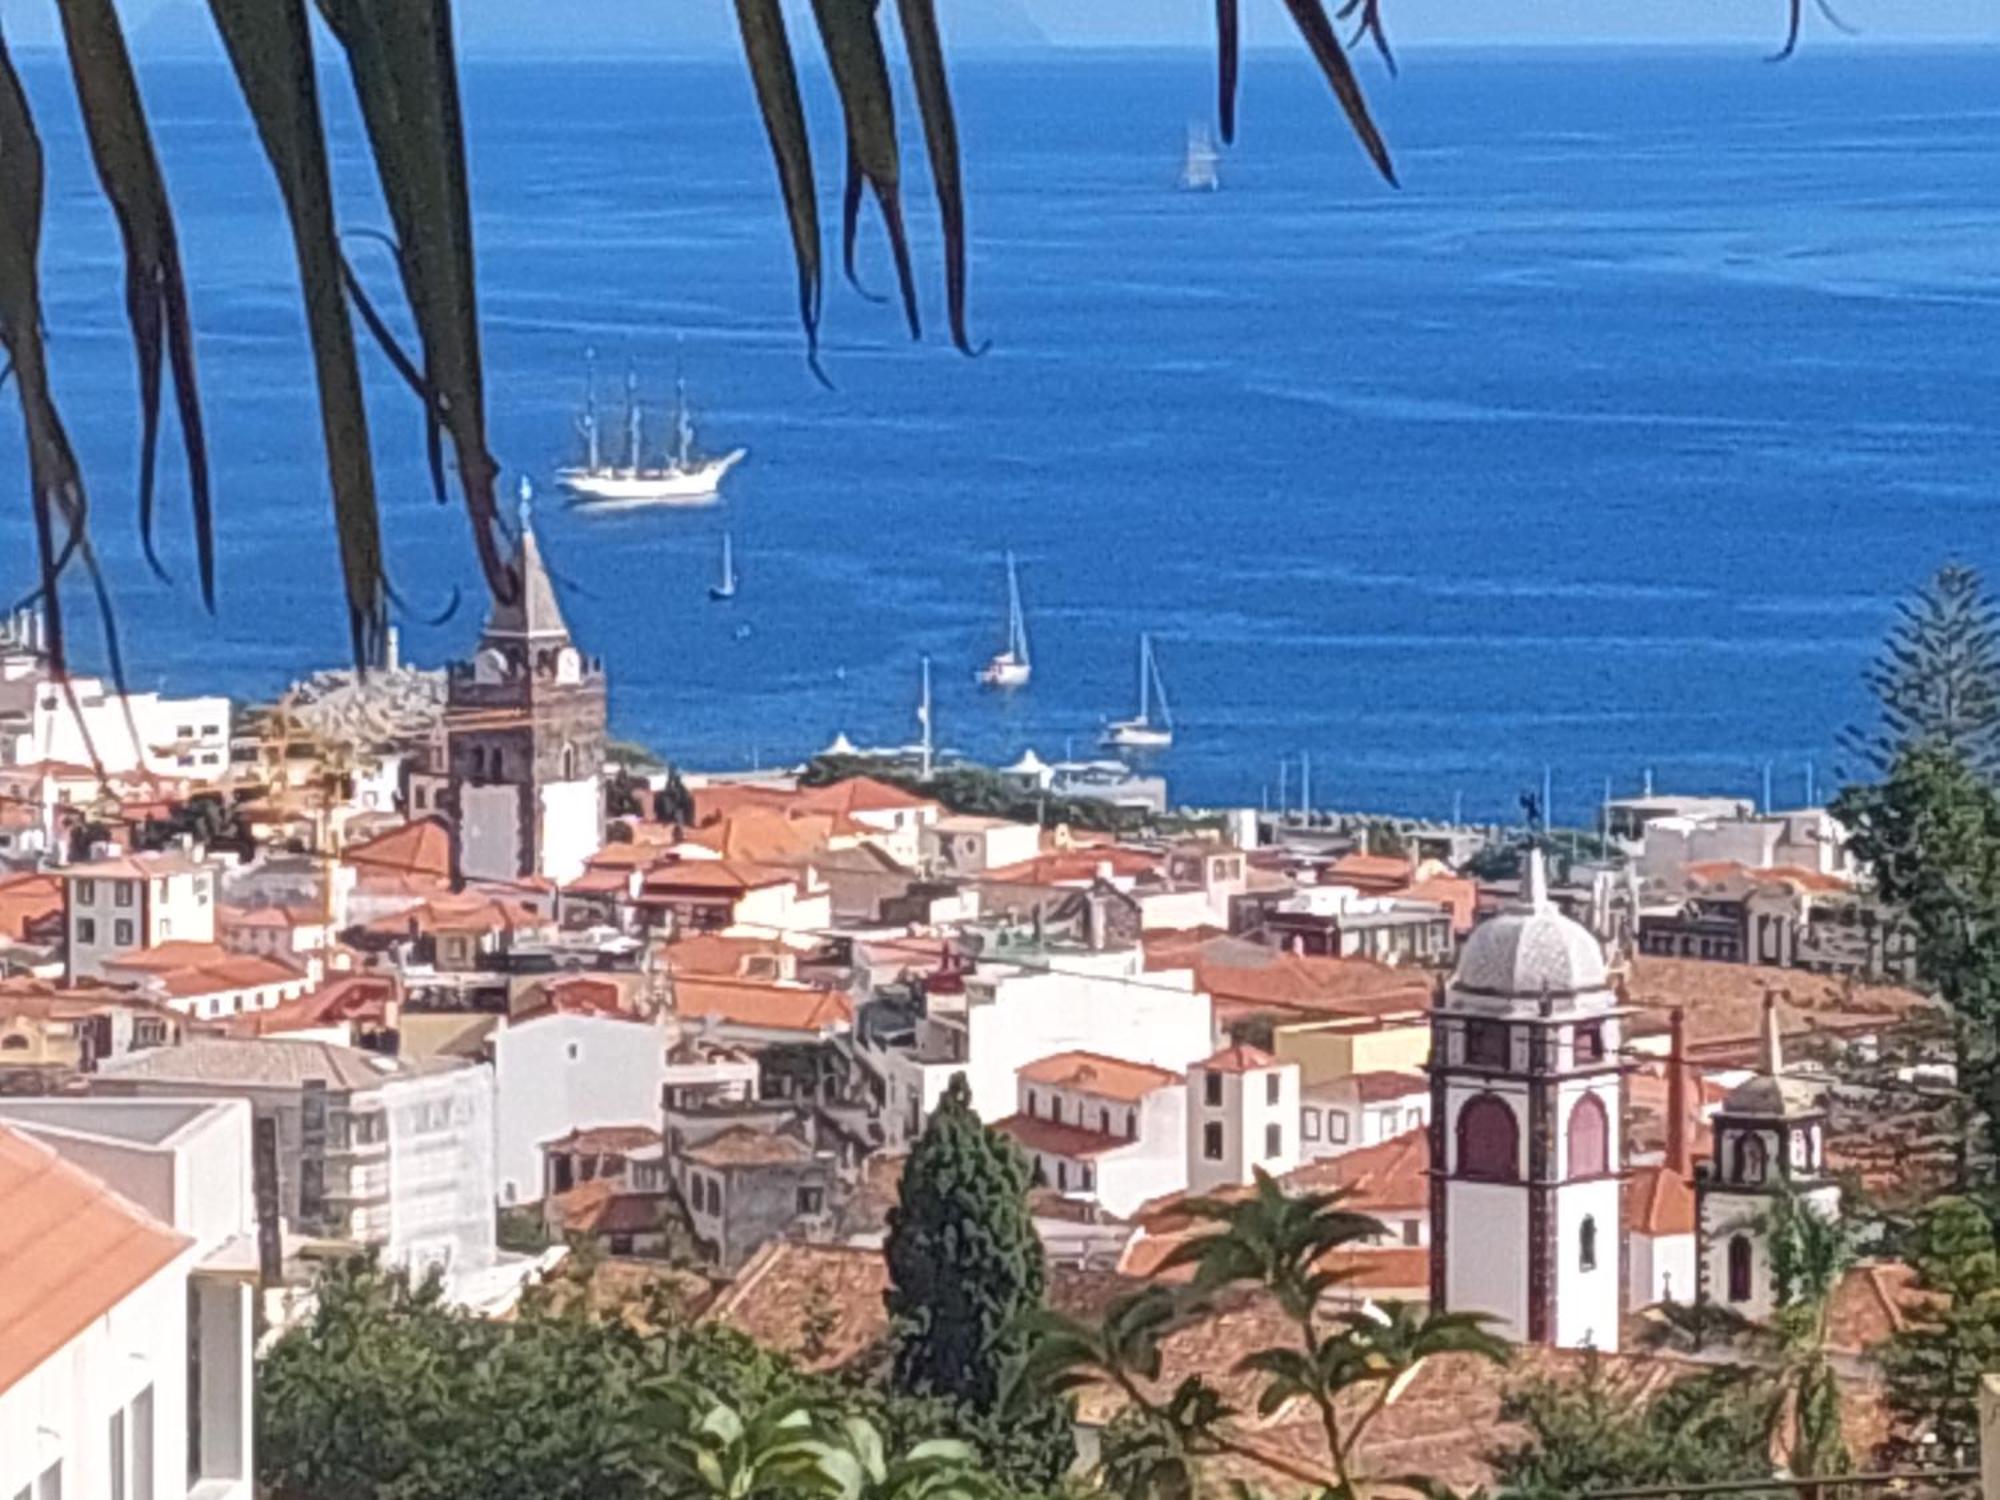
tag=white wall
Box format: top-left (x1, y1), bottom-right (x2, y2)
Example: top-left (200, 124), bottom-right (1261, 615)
top-left (1444, 1179), bottom-right (1529, 1337)
top-left (382, 1065), bottom-right (501, 1281)
top-left (1630, 1229), bottom-right (1697, 1309)
top-left (538, 777), bottom-right (601, 885)
top-left (491, 1012), bottom-right (669, 1204)
top-left (4, 675), bottom-right (230, 778)
top-left (1553, 1177), bottom-right (1624, 1351)
top-left (1186, 1061), bottom-right (1300, 1193)
top-left (459, 782), bottom-right (522, 882)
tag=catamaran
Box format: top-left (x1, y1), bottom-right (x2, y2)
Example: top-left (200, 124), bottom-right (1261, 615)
top-left (1180, 123), bottom-right (1220, 192)
top-left (558, 351), bottom-right (746, 507)
top-left (708, 531), bottom-right (738, 602)
top-left (1102, 632), bottom-right (1174, 750)
top-left (978, 551), bottom-right (1031, 689)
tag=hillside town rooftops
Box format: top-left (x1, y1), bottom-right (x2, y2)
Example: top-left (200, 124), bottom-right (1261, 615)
top-left (1019, 1049), bottom-right (1182, 1101)
top-left (96, 1035), bottom-right (465, 1091)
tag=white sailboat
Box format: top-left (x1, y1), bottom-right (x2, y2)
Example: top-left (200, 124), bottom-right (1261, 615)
top-left (1102, 632), bottom-right (1174, 750)
top-left (558, 352), bottom-right (746, 507)
top-left (708, 531), bottom-right (738, 602)
top-left (1180, 122), bottom-right (1220, 192)
top-left (978, 551), bottom-right (1031, 689)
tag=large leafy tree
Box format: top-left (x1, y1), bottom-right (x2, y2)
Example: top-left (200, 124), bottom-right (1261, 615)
top-left (884, 1072), bottom-right (1073, 1488)
top-left (1881, 1196), bottom-right (2000, 1464)
top-left (1849, 565), bottom-right (2000, 779)
top-left (1836, 746), bottom-right (2000, 1187)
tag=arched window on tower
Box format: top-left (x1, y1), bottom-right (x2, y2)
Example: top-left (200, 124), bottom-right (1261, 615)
top-left (1567, 1093), bottom-right (1609, 1178)
top-left (470, 746), bottom-right (486, 783)
top-left (563, 743), bottom-right (577, 780)
top-left (1456, 1094), bottom-right (1519, 1182)
top-left (490, 748), bottom-right (505, 781)
top-left (1732, 1132), bottom-right (1768, 1186)
top-left (1727, 1234), bottom-right (1754, 1302)
top-left (1579, 1214), bottom-right (1598, 1271)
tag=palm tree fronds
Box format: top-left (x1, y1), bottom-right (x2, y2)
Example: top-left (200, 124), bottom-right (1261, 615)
top-left (808, 0), bottom-right (920, 338)
top-left (1214, 0), bottom-right (1239, 142)
top-left (1276, 0), bottom-right (1397, 185)
top-left (733, 0), bottom-right (828, 383)
top-left (207, 0), bottom-right (388, 666)
top-left (895, 0), bottom-right (984, 356)
top-left (54, 0), bottom-right (215, 606)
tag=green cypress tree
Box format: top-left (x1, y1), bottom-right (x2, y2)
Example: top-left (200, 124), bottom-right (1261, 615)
top-left (1850, 564), bottom-right (2000, 777)
top-left (884, 1072), bottom-right (1074, 1486)
top-left (1881, 1196), bottom-right (2000, 1464)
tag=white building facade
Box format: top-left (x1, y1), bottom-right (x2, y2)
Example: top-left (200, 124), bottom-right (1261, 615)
top-left (491, 1008), bottom-right (671, 1206)
top-left (62, 851), bottom-right (219, 981)
top-left (1430, 852), bottom-right (1626, 1351)
top-left (1186, 1044), bottom-right (1301, 1194)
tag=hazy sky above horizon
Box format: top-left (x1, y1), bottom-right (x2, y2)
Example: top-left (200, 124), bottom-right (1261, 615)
top-left (0, 0), bottom-right (1993, 51)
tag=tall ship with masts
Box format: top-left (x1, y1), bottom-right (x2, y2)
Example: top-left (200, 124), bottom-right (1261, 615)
top-left (558, 350), bottom-right (746, 507)
top-left (1180, 122), bottom-right (1220, 192)
top-left (978, 551), bottom-right (1031, 689)
top-left (1102, 631), bottom-right (1173, 750)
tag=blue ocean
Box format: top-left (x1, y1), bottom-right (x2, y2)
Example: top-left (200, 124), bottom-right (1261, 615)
top-left (4, 46), bottom-right (1997, 820)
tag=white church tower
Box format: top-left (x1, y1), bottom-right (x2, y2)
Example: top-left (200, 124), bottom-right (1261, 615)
top-left (1430, 849), bottom-right (1627, 1350)
top-left (1696, 996), bottom-right (1837, 1321)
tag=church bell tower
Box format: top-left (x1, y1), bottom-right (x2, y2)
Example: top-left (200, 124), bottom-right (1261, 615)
top-left (445, 481), bottom-right (606, 885)
top-left (1430, 850), bottom-right (1629, 1350)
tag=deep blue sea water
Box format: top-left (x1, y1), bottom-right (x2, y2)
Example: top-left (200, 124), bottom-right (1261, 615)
top-left (3, 47), bottom-right (1998, 820)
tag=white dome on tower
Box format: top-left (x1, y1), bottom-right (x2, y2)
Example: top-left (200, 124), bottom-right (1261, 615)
top-left (1450, 849), bottom-right (1610, 1004)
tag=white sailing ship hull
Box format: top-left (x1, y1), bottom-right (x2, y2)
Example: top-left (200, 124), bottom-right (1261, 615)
top-left (1101, 719), bottom-right (1171, 750)
top-left (979, 653), bottom-right (1031, 689)
top-left (559, 448), bottom-right (746, 507)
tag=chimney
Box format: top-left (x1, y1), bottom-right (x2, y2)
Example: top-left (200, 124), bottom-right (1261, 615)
top-left (1761, 992), bottom-right (1784, 1078)
top-left (1666, 1006), bottom-right (1690, 1176)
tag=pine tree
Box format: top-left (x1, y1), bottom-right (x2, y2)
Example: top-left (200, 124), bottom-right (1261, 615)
top-left (1850, 564), bottom-right (2000, 777)
top-left (1881, 1196), bottom-right (2000, 1464)
top-left (884, 1073), bottom-right (1074, 1486)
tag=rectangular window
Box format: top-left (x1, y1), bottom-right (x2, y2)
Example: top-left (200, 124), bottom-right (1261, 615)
top-left (1302, 1110), bottom-right (1321, 1142)
top-left (1402, 1219), bottom-right (1421, 1247)
top-left (1204, 1073), bottom-right (1223, 1108)
top-left (1203, 1121), bottom-right (1224, 1161)
top-left (115, 919), bottom-right (135, 949)
top-left (77, 878), bottom-right (96, 904)
top-left (1329, 1112), bottom-right (1350, 1144)
top-left (1576, 1023), bottom-right (1605, 1063)
top-left (1466, 1020), bottom-right (1508, 1068)
top-left (115, 880), bottom-right (134, 908)
top-left (111, 1407), bottom-right (126, 1500)
top-left (1265, 1073), bottom-right (1281, 1106)
top-left (1265, 1123), bottom-right (1282, 1159)
top-left (796, 1186), bottom-right (825, 1215)
top-left (77, 917), bottom-right (97, 945)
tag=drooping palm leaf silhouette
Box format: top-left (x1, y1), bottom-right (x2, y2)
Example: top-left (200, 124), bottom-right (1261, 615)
top-left (0, 0), bottom-right (1840, 672)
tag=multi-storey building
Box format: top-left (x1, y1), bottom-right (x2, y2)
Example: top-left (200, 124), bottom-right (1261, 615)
top-left (61, 849), bottom-right (218, 981)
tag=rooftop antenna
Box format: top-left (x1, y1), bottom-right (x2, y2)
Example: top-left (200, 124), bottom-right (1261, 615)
top-left (1301, 750), bottom-right (1312, 822)
top-left (917, 654), bottom-right (934, 781)
top-left (1452, 788), bottom-right (1463, 826)
top-left (1762, 760), bottom-right (1774, 815)
top-left (1277, 758), bottom-right (1289, 822)
top-left (1542, 764), bottom-right (1554, 834)
top-left (1643, 765), bottom-right (1655, 798)
top-left (1805, 755), bottom-right (1818, 808)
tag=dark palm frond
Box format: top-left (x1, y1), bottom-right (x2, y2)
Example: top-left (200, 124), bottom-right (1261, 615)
top-left (1772, 0), bottom-right (1858, 60)
top-left (53, 0), bottom-right (215, 605)
top-left (895, 0), bottom-right (985, 355)
top-left (1276, 0), bottom-right (1397, 185)
top-left (1153, 1174), bottom-right (1384, 1317)
top-left (1214, 0), bottom-right (1239, 142)
top-left (1335, 0), bottom-right (1398, 76)
top-left (840, 132), bottom-right (886, 302)
top-left (734, 0), bottom-right (828, 383)
top-left (207, 0), bottom-right (388, 665)
top-left (313, 0), bottom-right (515, 609)
top-left (809, 0), bottom-right (921, 338)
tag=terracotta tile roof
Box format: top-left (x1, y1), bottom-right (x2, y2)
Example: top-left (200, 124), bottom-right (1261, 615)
top-left (0, 873), bottom-right (61, 941)
top-left (986, 848), bottom-right (1161, 886)
top-left (641, 858), bottom-right (794, 896)
top-left (1284, 1127), bottom-right (1430, 1214)
top-left (1827, 1259), bottom-right (1929, 1355)
top-left (1684, 860), bottom-right (1852, 895)
top-left (996, 1112), bottom-right (1141, 1161)
top-left (61, 849), bottom-right (210, 880)
top-left (105, 940), bottom-right (232, 973)
top-left (1199, 1042), bottom-right (1279, 1075)
top-left (216, 975), bottom-right (398, 1038)
top-left (1402, 874), bottom-right (1479, 934)
top-left (680, 1125), bottom-right (815, 1169)
top-left (672, 977), bottom-right (853, 1035)
top-left (543, 1124), bottom-right (664, 1154)
top-left (512, 976), bottom-right (639, 1025)
top-left (361, 891), bottom-right (545, 939)
top-left (97, 1035), bottom-right (465, 1091)
top-left (1348, 1069), bottom-right (1428, 1103)
top-left (0, 1122), bottom-right (190, 1393)
top-left (1326, 853), bottom-right (1416, 889)
top-left (792, 776), bottom-right (936, 817)
top-left (154, 955), bottom-right (305, 999)
top-left (1622, 957), bottom-right (1927, 1057)
top-left (1319, 1244), bottom-right (1431, 1293)
top-left (546, 1181), bottom-right (671, 1236)
top-left (659, 933), bottom-right (797, 978)
top-left (344, 817), bottom-right (452, 883)
top-left (1623, 1164), bottom-right (1696, 1238)
top-left (1019, 1050), bottom-right (1183, 1102)
top-left (1143, 932), bottom-right (1432, 1024)
top-left (565, 866), bottom-right (636, 897)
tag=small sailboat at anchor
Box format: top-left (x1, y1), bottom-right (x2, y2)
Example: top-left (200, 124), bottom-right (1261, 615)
top-left (978, 551), bottom-right (1031, 689)
top-left (708, 531), bottom-right (738, 602)
top-left (1101, 632), bottom-right (1174, 751)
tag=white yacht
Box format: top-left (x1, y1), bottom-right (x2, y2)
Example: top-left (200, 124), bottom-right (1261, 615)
top-left (978, 551), bottom-right (1032, 689)
top-left (1102, 632), bottom-right (1173, 750)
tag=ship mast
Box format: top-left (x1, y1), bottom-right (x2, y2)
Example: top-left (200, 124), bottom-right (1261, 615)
top-left (624, 362), bottom-right (642, 472)
top-left (579, 347), bottom-right (601, 472)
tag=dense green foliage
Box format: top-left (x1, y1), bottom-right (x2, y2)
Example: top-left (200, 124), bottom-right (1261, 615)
top-left (1023, 1171), bottom-right (1508, 1498)
top-left (257, 1260), bottom-right (1003, 1500)
top-left (884, 1074), bottom-right (1074, 1488)
top-left (1490, 1357), bottom-right (1779, 1500)
top-left (1882, 1197), bottom-right (2000, 1463)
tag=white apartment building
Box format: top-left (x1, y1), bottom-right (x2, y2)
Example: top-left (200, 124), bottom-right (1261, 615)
top-left (1300, 1070), bottom-right (1430, 1162)
top-left (61, 851), bottom-right (218, 982)
top-left (92, 1038), bottom-right (498, 1291)
top-left (1640, 807), bottom-right (1854, 887)
top-left (884, 937), bottom-right (1217, 1137)
top-left (0, 611), bottom-right (230, 777)
top-left (490, 1004), bottom-right (672, 1206)
top-left (1186, 1044), bottom-right (1301, 1194)
top-left (0, 1097), bottom-right (256, 1500)
top-left (999, 1051), bottom-right (1190, 1217)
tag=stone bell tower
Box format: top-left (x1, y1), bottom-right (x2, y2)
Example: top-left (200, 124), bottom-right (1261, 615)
top-left (445, 482), bottom-right (606, 885)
